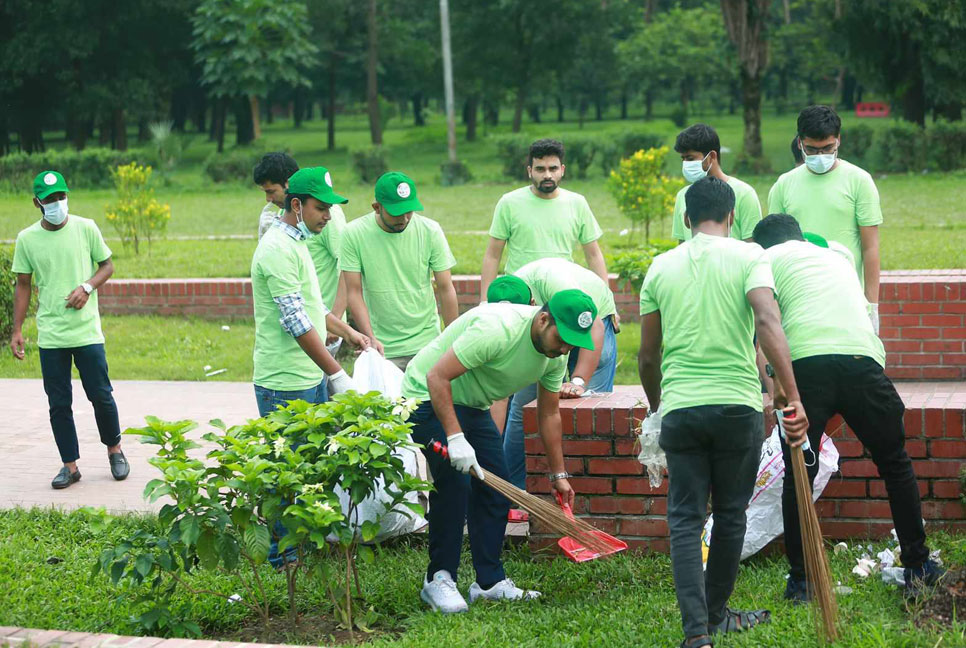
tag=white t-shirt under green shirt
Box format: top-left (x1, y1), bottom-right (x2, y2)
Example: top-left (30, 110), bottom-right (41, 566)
top-left (639, 233), bottom-right (775, 415)
top-left (671, 176), bottom-right (762, 242)
top-left (489, 186), bottom-right (603, 275)
top-left (765, 240), bottom-right (884, 366)
top-left (767, 159), bottom-right (882, 286)
top-left (11, 216), bottom-right (112, 349)
top-left (514, 257), bottom-right (617, 320)
top-left (401, 303), bottom-right (567, 410)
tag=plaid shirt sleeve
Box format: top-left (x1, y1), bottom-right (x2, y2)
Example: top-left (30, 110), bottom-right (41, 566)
top-left (274, 292), bottom-right (314, 338)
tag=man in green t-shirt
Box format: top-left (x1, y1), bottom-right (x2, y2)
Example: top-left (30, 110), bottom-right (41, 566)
top-left (481, 138), bottom-right (609, 300)
top-left (768, 105), bottom-right (882, 332)
top-left (341, 171), bottom-right (459, 372)
top-left (638, 177), bottom-right (808, 647)
top-left (400, 290), bottom-right (594, 613)
top-left (10, 170), bottom-right (129, 490)
top-left (670, 124), bottom-right (762, 243)
top-left (752, 213), bottom-right (942, 601)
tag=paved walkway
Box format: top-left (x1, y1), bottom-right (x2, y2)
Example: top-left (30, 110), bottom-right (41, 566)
top-left (0, 626), bottom-right (319, 648)
top-left (0, 379), bottom-right (258, 513)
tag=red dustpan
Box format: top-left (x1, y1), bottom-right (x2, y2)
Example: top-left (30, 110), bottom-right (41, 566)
top-left (555, 493), bottom-right (627, 562)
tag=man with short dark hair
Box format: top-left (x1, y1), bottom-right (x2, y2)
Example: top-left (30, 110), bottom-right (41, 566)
top-left (481, 138), bottom-right (609, 300)
top-left (10, 170), bottom-right (129, 489)
top-left (254, 152), bottom-right (300, 239)
top-left (768, 105), bottom-right (882, 332)
top-left (752, 213), bottom-right (942, 601)
top-left (638, 177), bottom-right (808, 647)
top-left (790, 136), bottom-right (804, 167)
top-left (671, 124), bottom-right (762, 243)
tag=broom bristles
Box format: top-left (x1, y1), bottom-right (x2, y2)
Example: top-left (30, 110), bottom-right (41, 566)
top-left (790, 444), bottom-right (838, 642)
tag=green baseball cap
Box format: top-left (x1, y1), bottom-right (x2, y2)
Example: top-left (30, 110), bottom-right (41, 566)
top-left (548, 289), bottom-right (597, 351)
top-left (286, 166), bottom-right (348, 205)
top-left (487, 276), bottom-right (532, 305)
top-left (33, 170), bottom-right (69, 200)
top-left (802, 231), bottom-right (829, 248)
top-left (375, 171), bottom-right (423, 216)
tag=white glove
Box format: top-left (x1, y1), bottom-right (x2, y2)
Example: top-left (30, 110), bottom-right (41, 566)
top-left (869, 302), bottom-right (880, 336)
top-left (446, 433), bottom-right (484, 480)
top-left (327, 369), bottom-right (356, 395)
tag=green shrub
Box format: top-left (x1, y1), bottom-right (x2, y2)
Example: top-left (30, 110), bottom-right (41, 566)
top-left (617, 132), bottom-right (664, 159)
top-left (0, 148), bottom-right (147, 192)
top-left (565, 136), bottom-right (597, 179)
top-left (607, 240), bottom-right (676, 293)
top-left (925, 120), bottom-right (966, 171)
top-left (493, 135), bottom-right (531, 180)
top-left (0, 245), bottom-right (15, 340)
top-left (202, 146), bottom-right (266, 184)
top-left (352, 146), bottom-right (389, 184)
top-left (842, 124), bottom-right (875, 168)
top-left (732, 152), bottom-right (773, 175)
top-left (670, 106), bottom-right (689, 128)
top-left (104, 163), bottom-right (171, 255)
top-left (440, 159), bottom-right (472, 186)
top-left (874, 122), bottom-right (927, 173)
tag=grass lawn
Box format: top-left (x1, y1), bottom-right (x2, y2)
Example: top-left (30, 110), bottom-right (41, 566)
top-left (1, 508), bottom-right (963, 647)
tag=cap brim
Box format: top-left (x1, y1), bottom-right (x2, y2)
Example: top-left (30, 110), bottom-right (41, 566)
top-left (383, 196), bottom-right (424, 216)
top-left (558, 325), bottom-right (595, 351)
top-left (36, 185), bottom-right (69, 201)
top-left (309, 189), bottom-right (348, 205)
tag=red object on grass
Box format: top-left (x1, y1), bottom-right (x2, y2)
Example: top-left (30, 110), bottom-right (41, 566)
top-left (555, 492), bottom-right (628, 563)
top-left (855, 102), bottom-right (890, 118)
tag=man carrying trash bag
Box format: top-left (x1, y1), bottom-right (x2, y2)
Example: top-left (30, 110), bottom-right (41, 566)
top-left (399, 290), bottom-right (597, 613)
top-left (752, 213), bottom-right (943, 601)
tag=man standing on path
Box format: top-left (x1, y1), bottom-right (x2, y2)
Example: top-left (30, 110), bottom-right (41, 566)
top-left (768, 105), bottom-right (882, 333)
top-left (638, 177), bottom-right (808, 648)
top-left (501, 257), bottom-right (618, 490)
top-left (752, 213), bottom-right (943, 601)
top-left (10, 170), bottom-right (129, 490)
top-left (341, 171), bottom-right (459, 372)
top-left (400, 290), bottom-right (594, 613)
top-left (671, 124), bottom-right (762, 244)
top-left (480, 138), bottom-right (609, 300)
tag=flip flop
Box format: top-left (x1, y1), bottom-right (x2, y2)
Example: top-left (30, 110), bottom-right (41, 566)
top-left (711, 607), bottom-right (771, 635)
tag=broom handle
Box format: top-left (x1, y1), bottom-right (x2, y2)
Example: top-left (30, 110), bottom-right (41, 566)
top-left (555, 491), bottom-right (577, 520)
top-left (429, 440), bottom-right (485, 480)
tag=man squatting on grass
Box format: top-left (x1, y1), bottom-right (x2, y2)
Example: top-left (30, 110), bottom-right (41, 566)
top-left (10, 170), bottom-right (130, 490)
top-left (400, 290), bottom-right (599, 613)
top-left (752, 213), bottom-right (944, 602)
top-left (638, 177), bottom-right (809, 648)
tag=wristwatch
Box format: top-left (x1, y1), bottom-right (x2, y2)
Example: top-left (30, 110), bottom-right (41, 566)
top-left (571, 377), bottom-right (586, 388)
top-left (765, 363), bottom-right (775, 378)
top-left (548, 472), bottom-right (572, 482)
top-left (81, 282), bottom-right (94, 295)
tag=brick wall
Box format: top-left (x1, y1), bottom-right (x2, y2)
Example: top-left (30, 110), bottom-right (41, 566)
top-left (98, 279), bottom-right (253, 319)
top-left (523, 385), bottom-right (966, 553)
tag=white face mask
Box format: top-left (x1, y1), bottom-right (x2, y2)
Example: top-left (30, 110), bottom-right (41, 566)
top-left (802, 141), bottom-right (838, 174)
top-left (682, 152), bottom-right (711, 183)
top-left (42, 198), bottom-right (68, 225)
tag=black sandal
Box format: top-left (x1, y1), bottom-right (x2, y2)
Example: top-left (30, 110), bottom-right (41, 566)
top-left (679, 635), bottom-right (712, 648)
top-left (711, 607), bottom-right (771, 635)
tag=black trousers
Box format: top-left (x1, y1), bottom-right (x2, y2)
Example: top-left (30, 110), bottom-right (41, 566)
top-left (38, 344), bottom-right (121, 463)
top-left (782, 354), bottom-right (929, 580)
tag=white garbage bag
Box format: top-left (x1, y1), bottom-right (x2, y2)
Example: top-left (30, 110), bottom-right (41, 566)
top-left (702, 426), bottom-right (840, 564)
top-left (636, 408), bottom-right (666, 489)
top-left (332, 349), bottom-right (425, 542)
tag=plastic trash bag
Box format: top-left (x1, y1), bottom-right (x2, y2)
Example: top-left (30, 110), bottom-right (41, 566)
top-left (636, 408), bottom-right (666, 489)
top-left (702, 425), bottom-right (840, 565)
top-left (329, 349), bottom-right (425, 542)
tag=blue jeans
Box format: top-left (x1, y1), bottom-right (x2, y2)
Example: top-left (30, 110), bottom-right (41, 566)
top-left (503, 316), bottom-right (617, 489)
top-left (253, 380), bottom-right (327, 567)
top-left (409, 401), bottom-right (510, 586)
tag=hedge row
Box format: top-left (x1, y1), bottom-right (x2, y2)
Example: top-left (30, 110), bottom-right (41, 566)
top-left (0, 148), bottom-right (151, 192)
top-left (494, 131), bottom-right (664, 180)
top-left (843, 120), bottom-right (966, 173)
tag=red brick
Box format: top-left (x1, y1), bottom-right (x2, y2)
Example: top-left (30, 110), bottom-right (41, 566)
top-left (945, 410), bottom-right (964, 439)
top-left (902, 302), bottom-right (942, 314)
top-left (814, 500), bottom-right (838, 517)
top-left (886, 367), bottom-right (923, 380)
top-left (524, 437), bottom-right (545, 454)
top-left (883, 315), bottom-right (921, 327)
top-left (562, 439), bottom-right (612, 455)
top-left (923, 367), bottom-right (962, 380)
top-left (883, 340), bottom-right (922, 353)
top-left (923, 340), bottom-right (964, 352)
top-left (930, 440), bottom-right (966, 458)
top-left (527, 456), bottom-right (585, 475)
top-left (821, 519), bottom-right (871, 538)
top-left (904, 410), bottom-right (923, 437)
top-left (912, 461), bottom-right (962, 478)
top-left (878, 326), bottom-right (901, 339)
top-left (588, 458), bottom-right (644, 475)
top-left (568, 477), bottom-right (614, 494)
top-left (869, 480), bottom-right (928, 499)
top-left (900, 353), bottom-right (941, 365)
top-left (615, 439), bottom-right (638, 455)
top-left (879, 302), bottom-right (900, 314)
top-left (944, 301), bottom-right (966, 314)
top-left (931, 480), bottom-right (963, 499)
top-left (943, 328), bottom-right (966, 339)
top-left (905, 439), bottom-right (927, 458)
top-left (594, 405), bottom-right (613, 435)
top-left (825, 415), bottom-right (846, 434)
top-left (526, 475), bottom-right (551, 494)
top-left (943, 354), bottom-right (966, 366)
top-left (648, 497), bottom-right (668, 515)
top-left (616, 477), bottom-right (666, 495)
top-left (822, 480), bottom-right (867, 498)
top-left (838, 500), bottom-right (894, 519)
top-left (620, 517), bottom-right (669, 537)
top-left (578, 516), bottom-right (619, 535)
top-left (923, 315), bottom-right (963, 327)
top-left (574, 402), bottom-right (595, 436)
top-left (522, 405), bottom-right (539, 435)
top-left (921, 500), bottom-right (966, 520)
top-left (834, 440), bottom-right (865, 458)
top-left (588, 496), bottom-right (647, 515)
top-left (839, 459), bottom-right (879, 478)
top-left (924, 408), bottom-right (944, 438)
top-left (904, 327), bottom-right (942, 339)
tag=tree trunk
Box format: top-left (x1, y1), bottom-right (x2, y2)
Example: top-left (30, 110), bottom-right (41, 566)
top-left (645, 88), bottom-right (654, 120)
top-left (900, 71), bottom-right (926, 126)
top-left (578, 97), bottom-right (587, 129)
top-left (328, 57), bottom-right (337, 150)
top-left (412, 91), bottom-right (425, 126)
top-left (67, 114), bottom-right (88, 150)
top-left (138, 118), bottom-right (150, 144)
top-left (484, 100), bottom-right (498, 126)
top-left (511, 85), bottom-right (526, 133)
top-left (194, 92), bottom-right (207, 134)
top-left (556, 95), bottom-right (564, 122)
top-left (465, 94), bottom-right (479, 141)
top-left (250, 95), bottom-right (262, 139)
top-left (294, 89), bottom-right (304, 128)
top-left (215, 98), bottom-right (227, 153)
top-left (99, 113), bottom-right (112, 147)
top-left (595, 96), bottom-right (603, 121)
top-left (721, 0), bottom-right (770, 163)
top-left (366, 0), bottom-right (382, 145)
top-left (236, 97), bottom-right (255, 145)
top-left (527, 103), bottom-right (541, 123)
top-left (740, 68), bottom-right (763, 158)
top-left (620, 90), bottom-right (628, 119)
top-left (19, 120), bottom-right (45, 153)
top-left (840, 73), bottom-right (857, 111)
top-left (113, 108), bottom-right (127, 151)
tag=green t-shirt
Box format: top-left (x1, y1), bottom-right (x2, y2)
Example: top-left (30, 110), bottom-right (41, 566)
top-left (307, 204), bottom-right (346, 311)
top-left (489, 186), bottom-right (603, 275)
top-left (765, 240), bottom-right (885, 366)
top-left (401, 303), bottom-right (568, 410)
top-left (514, 258), bottom-right (616, 320)
top-left (340, 212), bottom-right (456, 358)
top-left (12, 216), bottom-right (111, 349)
top-left (671, 176), bottom-right (762, 242)
top-left (767, 160), bottom-right (882, 286)
top-left (639, 233), bottom-right (775, 414)
top-left (250, 225), bottom-right (330, 390)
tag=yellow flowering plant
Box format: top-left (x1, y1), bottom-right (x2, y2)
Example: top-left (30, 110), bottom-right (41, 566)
top-left (104, 162), bottom-right (171, 255)
top-left (606, 146), bottom-right (684, 242)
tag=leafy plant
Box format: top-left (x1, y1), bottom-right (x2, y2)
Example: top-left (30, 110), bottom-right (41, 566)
top-left (0, 149), bottom-right (147, 192)
top-left (352, 147), bottom-right (390, 184)
top-left (94, 393), bottom-right (427, 641)
top-left (0, 245), bottom-right (17, 340)
top-left (148, 121), bottom-right (187, 174)
top-left (201, 146), bottom-right (266, 183)
top-left (606, 146), bottom-right (684, 242)
top-left (607, 241), bottom-right (676, 293)
top-left (104, 163), bottom-right (171, 255)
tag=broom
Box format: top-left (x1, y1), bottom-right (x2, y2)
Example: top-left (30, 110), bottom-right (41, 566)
top-left (780, 411), bottom-right (838, 642)
top-left (429, 441), bottom-right (616, 555)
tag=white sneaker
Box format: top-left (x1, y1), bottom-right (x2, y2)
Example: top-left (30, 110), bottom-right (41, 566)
top-left (420, 570), bottom-right (468, 613)
top-left (468, 578), bottom-right (541, 603)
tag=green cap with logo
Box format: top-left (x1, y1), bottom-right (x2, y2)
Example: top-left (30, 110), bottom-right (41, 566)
top-left (802, 231), bottom-right (829, 248)
top-left (286, 166), bottom-right (348, 205)
top-left (548, 289), bottom-right (597, 351)
top-left (375, 171), bottom-right (423, 216)
top-left (33, 170), bottom-right (70, 200)
top-left (487, 276), bottom-right (532, 305)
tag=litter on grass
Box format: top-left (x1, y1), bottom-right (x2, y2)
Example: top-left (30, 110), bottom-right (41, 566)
top-left (205, 368), bottom-right (227, 377)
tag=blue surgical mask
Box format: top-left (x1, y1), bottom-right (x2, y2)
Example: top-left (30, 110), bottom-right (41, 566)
top-left (42, 198), bottom-right (68, 226)
top-left (802, 141), bottom-right (838, 174)
top-left (295, 204), bottom-right (316, 239)
top-left (681, 152), bottom-right (711, 183)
